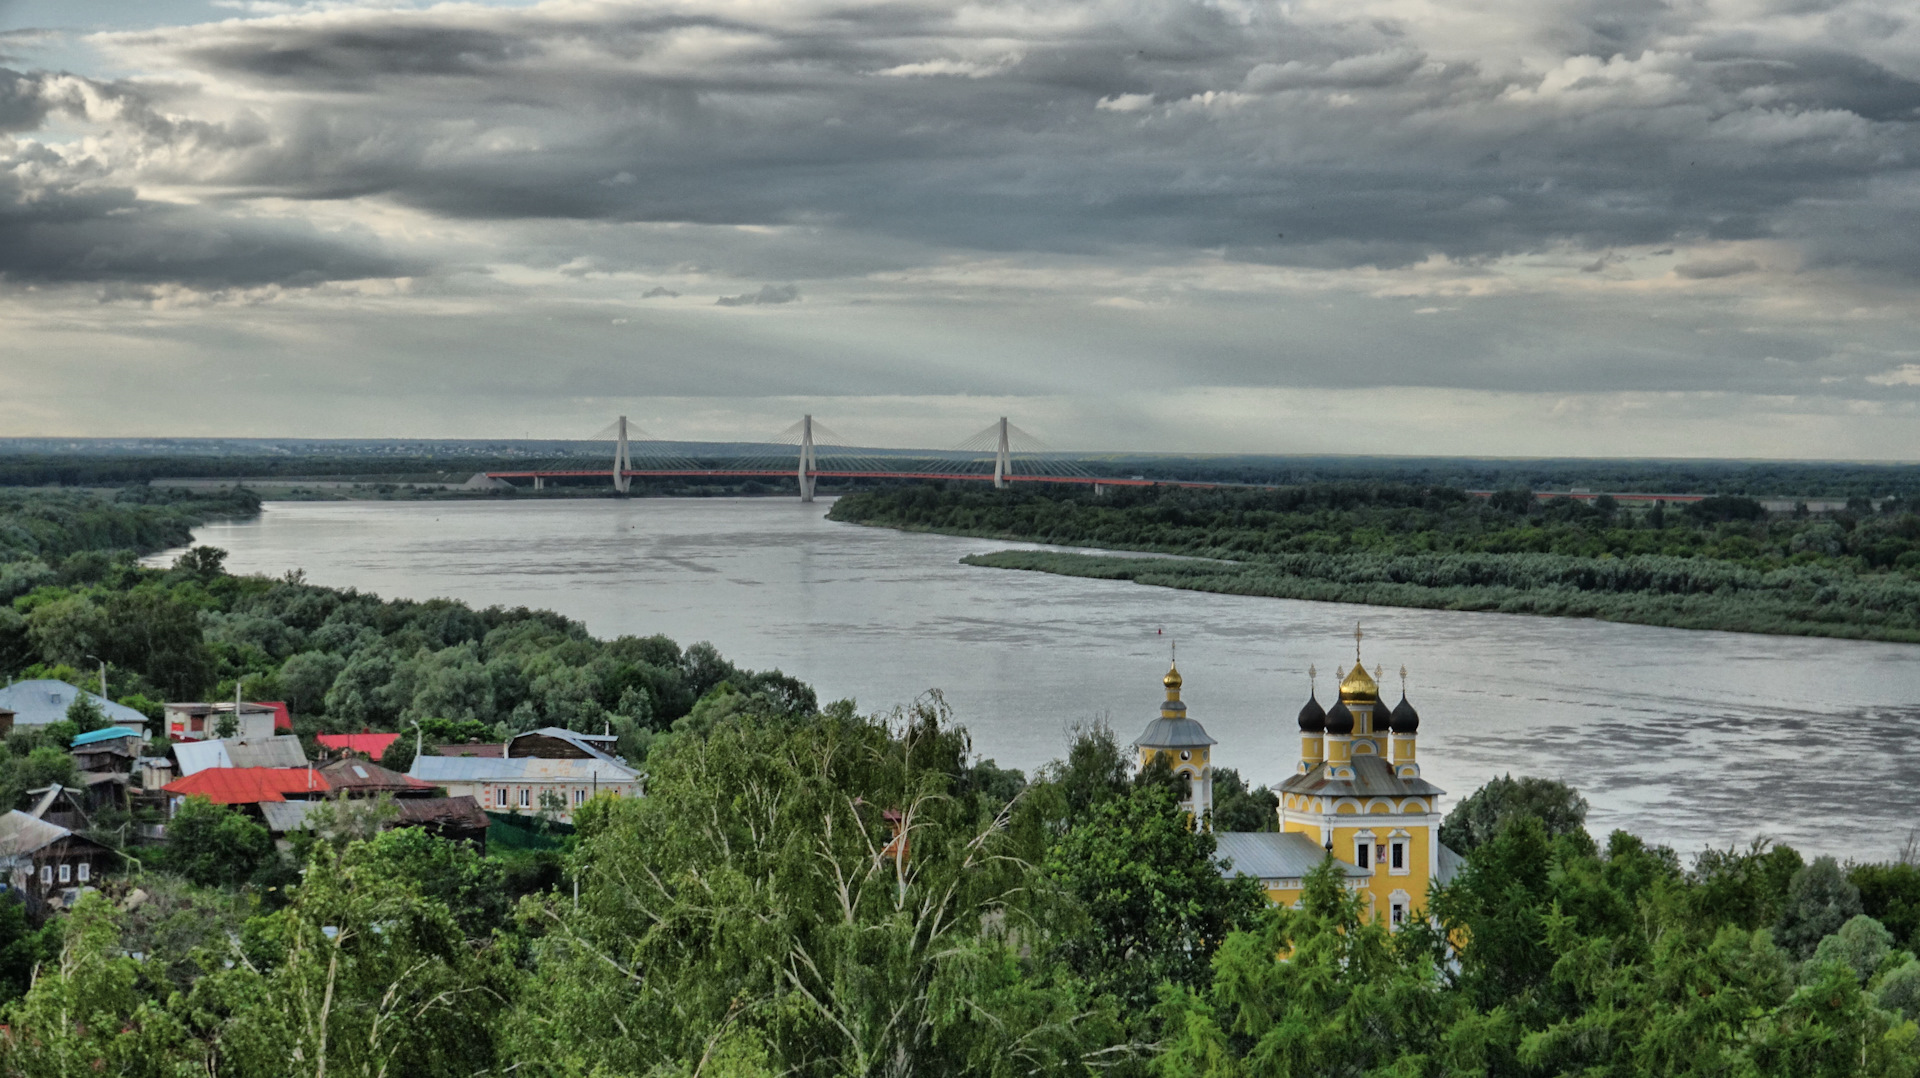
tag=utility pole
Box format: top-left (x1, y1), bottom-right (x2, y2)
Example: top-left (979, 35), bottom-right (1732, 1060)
top-left (798, 414), bottom-right (817, 502)
top-left (612, 415), bottom-right (631, 494)
top-left (993, 416), bottom-right (1010, 490)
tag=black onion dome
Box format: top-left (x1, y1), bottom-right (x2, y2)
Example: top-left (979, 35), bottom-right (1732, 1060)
top-left (1390, 693), bottom-right (1420, 734)
top-left (1325, 700), bottom-right (1354, 735)
top-left (1297, 693), bottom-right (1326, 732)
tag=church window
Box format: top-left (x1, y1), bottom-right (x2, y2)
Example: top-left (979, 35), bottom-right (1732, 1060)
top-left (1179, 750), bottom-right (1191, 761)
top-left (1391, 841), bottom-right (1405, 871)
top-left (1391, 902), bottom-right (1405, 926)
top-left (1355, 842), bottom-right (1370, 869)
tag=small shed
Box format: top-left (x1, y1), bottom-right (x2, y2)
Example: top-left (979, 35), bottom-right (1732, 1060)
top-left (0, 810), bottom-right (114, 917)
top-left (72, 726), bottom-right (142, 775)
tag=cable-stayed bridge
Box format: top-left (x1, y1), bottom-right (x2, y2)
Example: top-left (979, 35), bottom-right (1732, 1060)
top-left (484, 416), bottom-right (1234, 500)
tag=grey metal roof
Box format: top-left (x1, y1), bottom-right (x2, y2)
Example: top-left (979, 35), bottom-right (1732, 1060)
top-left (0, 680), bottom-right (149, 730)
top-left (409, 755), bottom-right (637, 784)
top-left (1436, 843), bottom-right (1465, 886)
top-left (176, 736), bottom-right (307, 776)
top-left (259, 800), bottom-right (323, 833)
top-left (1279, 754), bottom-right (1446, 798)
top-left (1213, 831), bottom-right (1370, 881)
top-left (1133, 717), bottom-right (1217, 749)
top-left (227, 737), bottom-right (308, 770)
top-left (0, 809), bottom-right (73, 857)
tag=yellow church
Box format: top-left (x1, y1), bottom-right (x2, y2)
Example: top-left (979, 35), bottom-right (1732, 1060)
top-left (1133, 629), bottom-right (1462, 929)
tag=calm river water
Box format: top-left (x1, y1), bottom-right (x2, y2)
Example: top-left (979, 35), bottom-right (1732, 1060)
top-left (162, 497), bottom-right (1920, 861)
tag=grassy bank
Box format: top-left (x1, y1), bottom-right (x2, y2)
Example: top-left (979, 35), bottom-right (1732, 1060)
top-left (834, 484), bottom-right (1920, 642)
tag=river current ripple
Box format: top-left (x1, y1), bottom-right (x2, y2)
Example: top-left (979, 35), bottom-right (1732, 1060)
top-left (161, 497), bottom-right (1920, 862)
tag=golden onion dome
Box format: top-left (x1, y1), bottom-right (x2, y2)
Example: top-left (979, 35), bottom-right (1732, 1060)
top-left (1338, 661), bottom-right (1378, 702)
top-left (1163, 663), bottom-right (1183, 692)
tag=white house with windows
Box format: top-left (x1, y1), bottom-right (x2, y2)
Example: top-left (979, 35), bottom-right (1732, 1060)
top-left (406, 754), bottom-right (638, 822)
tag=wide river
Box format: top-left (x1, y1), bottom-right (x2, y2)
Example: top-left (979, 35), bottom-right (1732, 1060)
top-left (165, 497), bottom-right (1920, 861)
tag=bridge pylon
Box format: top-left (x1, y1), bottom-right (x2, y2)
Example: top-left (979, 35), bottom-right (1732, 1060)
top-left (798, 414), bottom-right (817, 502)
top-left (613, 416), bottom-right (631, 493)
top-left (993, 416), bottom-right (1010, 489)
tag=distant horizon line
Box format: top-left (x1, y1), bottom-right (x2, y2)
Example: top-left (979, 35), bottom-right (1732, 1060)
top-left (1, 436), bottom-right (1917, 467)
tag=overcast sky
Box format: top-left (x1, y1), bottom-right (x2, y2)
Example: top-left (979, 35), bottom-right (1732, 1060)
top-left (1, 0), bottom-right (1917, 457)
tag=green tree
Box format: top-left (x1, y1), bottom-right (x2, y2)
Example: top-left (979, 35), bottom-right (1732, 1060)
top-left (276, 649), bottom-right (345, 714)
top-left (0, 894), bottom-right (194, 1077)
top-left (1439, 774), bottom-right (1589, 854)
top-left (1210, 767), bottom-right (1276, 832)
top-left (173, 545), bottom-right (228, 577)
top-left (1777, 856), bottom-right (1865, 959)
top-left (63, 692), bottom-right (109, 735)
top-left (1806, 913), bottom-right (1896, 985)
top-left (1853, 861), bottom-right (1920, 954)
top-left (162, 796), bottom-right (272, 888)
top-left (23, 595), bottom-right (108, 668)
top-left (185, 843), bottom-right (514, 1078)
top-left (1154, 858), bottom-right (1451, 1077)
top-left (508, 704), bottom-right (1112, 1078)
top-left (1045, 780), bottom-right (1264, 1009)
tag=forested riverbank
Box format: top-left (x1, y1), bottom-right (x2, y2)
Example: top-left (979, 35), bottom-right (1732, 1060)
top-left (0, 487), bottom-right (1917, 1074)
top-left (830, 484), bottom-right (1920, 642)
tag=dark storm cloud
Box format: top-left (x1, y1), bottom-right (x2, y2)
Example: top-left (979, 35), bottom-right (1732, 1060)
top-left (79, 0), bottom-right (1913, 284)
top-left (0, 66), bottom-right (413, 286)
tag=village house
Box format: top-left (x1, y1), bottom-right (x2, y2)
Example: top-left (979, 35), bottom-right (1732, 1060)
top-left (409, 727), bottom-right (638, 822)
top-left (0, 680), bottom-right (149, 735)
top-left (71, 725), bottom-right (142, 774)
top-left (0, 810), bottom-right (114, 917)
top-left (161, 767), bottom-right (329, 817)
top-left (162, 701), bottom-right (290, 742)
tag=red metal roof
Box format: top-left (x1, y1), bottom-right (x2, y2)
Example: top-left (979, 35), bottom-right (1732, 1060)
top-left (316, 733), bottom-right (400, 758)
top-left (263, 701), bottom-right (293, 732)
top-left (162, 767), bottom-right (327, 805)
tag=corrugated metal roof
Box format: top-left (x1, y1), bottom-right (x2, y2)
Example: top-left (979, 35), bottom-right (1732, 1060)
top-left (176, 736), bottom-right (306, 776)
top-left (0, 809), bottom-right (73, 857)
top-left (163, 767), bottom-right (327, 804)
top-left (71, 726), bottom-right (142, 747)
top-left (226, 737), bottom-right (308, 770)
top-left (259, 800), bottom-right (323, 832)
top-left (1133, 716), bottom-right (1217, 749)
top-left (409, 755), bottom-right (637, 784)
top-left (173, 740), bottom-right (231, 775)
top-left (1213, 831), bottom-right (1371, 881)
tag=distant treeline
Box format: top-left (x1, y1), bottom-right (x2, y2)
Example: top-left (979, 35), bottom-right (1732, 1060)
top-left (831, 484), bottom-right (1920, 641)
top-left (4, 446), bottom-right (1918, 496)
top-left (0, 487), bottom-right (258, 565)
